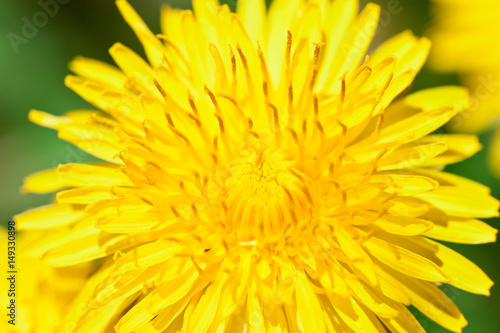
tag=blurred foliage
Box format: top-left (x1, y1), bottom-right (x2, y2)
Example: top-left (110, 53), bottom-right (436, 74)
top-left (0, 0), bottom-right (498, 331)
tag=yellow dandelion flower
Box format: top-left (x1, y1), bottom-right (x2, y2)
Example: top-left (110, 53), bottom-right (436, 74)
top-left (16, 0), bottom-right (499, 332)
top-left (429, 0), bottom-right (500, 177)
top-left (1, 229), bottom-right (123, 332)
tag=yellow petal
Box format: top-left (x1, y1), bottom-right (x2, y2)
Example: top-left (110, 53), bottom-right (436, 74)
top-left (116, 0), bottom-right (165, 67)
top-left (22, 215), bottom-right (99, 257)
top-left (265, 306), bottom-right (288, 333)
top-left (149, 266), bottom-right (204, 314)
top-left (77, 300), bottom-right (134, 333)
top-left (415, 168), bottom-right (491, 193)
top-left (426, 238), bottom-right (494, 295)
top-left (69, 56), bottom-right (127, 89)
top-left (335, 297), bottom-right (387, 333)
top-left (265, 0), bottom-right (300, 84)
top-left (160, 5), bottom-right (184, 44)
top-left (65, 75), bottom-right (117, 112)
top-left (377, 107), bottom-right (457, 144)
top-left (344, 278), bottom-right (399, 319)
top-left (109, 43), bottom-right (161, 99)
top-left (57, 163), bottom-right (133, 187)
top-left (192, 0), bottom-right (218, 26)
top-left (397, 274), bottom-right (467, 332)
top-left (371, 31), bottom-right (429, 76)
top-left (114, 240), bottom-right (181, 274)
top-left (377, 142), bottom-right (448, 170)
top-left (379, 233), bottom-right (493, 295)
top-left (317, 295), bottom-right (354, 332)
top-left (314, 259), bottom-right (350, 298)
top-left (425, 218), bottom-right (497, 244)
top-left (336, 228), bottom-right (378, 286)
top-left (247, 279), bottom-right (266, 333)
top-left (28, 109), bottom-right (71, 129)
top-left (405, 86), bottom-right (471, 113)
top-left (114, 266), bottom-right (203, 332)
top-left (22, 167), bottom-right (71, 194)
top-left (375, 214), bottom-right (433, 236)
top-left (417, 186), bottom-right (499, 218)
top-left (295, 272), bottom-right (326, 333)
top-left (218, 305), bottom-right (248, 333)
top-left (96, 212), bottom-right (167, 233)
top-left (387, 196), bottom-right (430, 217)
top-left (379, 68), bottom-right (416, 110)
top-left (379, 302), bottom-right (426, 333)
top-left (65, 265), bottom-right (135, 333)
top-left (370, 173), bottom-right (439, 196)
top-left (363, 235), bottom-right (449, 282)
top-left (316, 0), bottom-right (358, 91)
top-left (373, 263), bottom-right (411, 306)
top-left (57, 186), bottom-right (115, 204)
top-left (132, 298), bottom-right (190, 333)
top-left (57, 124), bottom-right (125, 164)
top-left (236, 0), bottom-right (266, 45)
top-left (290, 2), bottom-right (322, 50)
top-left (366, 86), bottom-right (470, 145)
top-left (187, 276), bottom-right (226, 333)
top-left (42, 232), bottom-right (130, 266)
top-left (141, 95), bottom-right (171, 131)
top-left (418, 134), bottom-right (482, 167)
top-left (393, 37), bottom-right (430, 77)
top-left (91, 264), bottom-right (163, 308)
top-left (86, 197), bottom-right (152, 216)
top-left (15, 203), bottom-right (85, 229)
top-left (333, 4), bottom-right (380, 85)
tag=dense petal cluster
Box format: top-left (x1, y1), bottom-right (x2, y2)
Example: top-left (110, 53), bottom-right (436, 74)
top-left (429, 0), bottom-right (500, 177)
top-left (16, 0), bottom-right (498, 332)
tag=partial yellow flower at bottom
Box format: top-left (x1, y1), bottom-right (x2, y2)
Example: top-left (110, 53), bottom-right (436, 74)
top-left (16, 0), bottom-right (499, 332)
top-left (1, 229), bottom-right (125, 332)
top-left (429, 0), bottom-right (500, 177)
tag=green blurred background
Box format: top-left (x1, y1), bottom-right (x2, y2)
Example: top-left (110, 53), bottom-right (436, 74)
top-left (0, 0), bottom-right (498, 331)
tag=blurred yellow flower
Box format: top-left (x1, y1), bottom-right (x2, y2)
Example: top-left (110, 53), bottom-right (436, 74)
top-left (1, 229), bottom-right (125, 332)
top-left (429, 0), bottom-right (500, 177)
top-left (16, 0), bottom-right (499, 332)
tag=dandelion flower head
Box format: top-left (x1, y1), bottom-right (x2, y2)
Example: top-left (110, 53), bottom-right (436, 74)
top-left (16, 0), bottom-right (499, 332)
top-left (1, 229), bottom-right (107, 332)
top-left (429, 0), bottom-right (500, 177)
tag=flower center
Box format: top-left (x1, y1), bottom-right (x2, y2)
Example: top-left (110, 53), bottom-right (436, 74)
top-left (228, 152), bottom-right (291, 206)
top-left (225, 151), bottom-right (310, 242)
